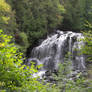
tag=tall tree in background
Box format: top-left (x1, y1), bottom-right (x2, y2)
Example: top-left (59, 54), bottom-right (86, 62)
top-left (61, 0), bottom-right (86, 31)
top-left (10, 0), bottom-right (65, 43)
top-left (0, 0), bottom-right (17, 35)
top-left (85, 0), bottom-right (92, 24)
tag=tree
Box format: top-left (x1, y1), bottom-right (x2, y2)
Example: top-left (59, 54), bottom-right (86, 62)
top-left (84, 0), bottom-right (92, 23)
top-left (11, 0), bottom-right (65, 43)
top-left (61, 0), bottom-right (86, 31)
top-left (0, 0), bottom-right (17, 35)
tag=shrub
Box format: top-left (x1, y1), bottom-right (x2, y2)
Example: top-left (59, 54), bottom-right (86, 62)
top-left (81, 31), bottom-right (92, 62)
top-left (52, 61), bottom-right (92, 92)
top-left (15, 32), bottom-right (29, 55)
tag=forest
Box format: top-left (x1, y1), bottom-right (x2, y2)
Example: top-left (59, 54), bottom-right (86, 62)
top-left (0, 0), bottom-right (92, 92)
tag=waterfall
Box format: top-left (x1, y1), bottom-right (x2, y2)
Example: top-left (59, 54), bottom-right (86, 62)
top-left (28, 31), bottom-right (86, 75)
top-left (69, 34), bottom-right (72, 61)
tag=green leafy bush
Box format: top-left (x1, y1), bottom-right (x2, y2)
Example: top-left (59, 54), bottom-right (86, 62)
top-left (52, 61), bottom-right (92, 92)
top-left (81, 30), bottom-right (92, 62)
top-left (15, 32), bottom-right (29, 55)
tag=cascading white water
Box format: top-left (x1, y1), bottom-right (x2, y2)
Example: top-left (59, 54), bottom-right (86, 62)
top-left (72, 35), bottom-right (86, 70)
top-left (28, 31), bottom-right (86, 75)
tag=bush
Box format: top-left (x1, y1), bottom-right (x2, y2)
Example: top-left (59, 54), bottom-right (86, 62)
top-left (15, 32), bottom-right (29, 55)
top-left (52, 61), bottom-right (92, 92)
top-left (81, 31), bottom-right (92, 62)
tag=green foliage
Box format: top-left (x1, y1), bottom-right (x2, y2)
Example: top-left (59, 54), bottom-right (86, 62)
top-left (11, 0), bottom-right (65, 44)
top-left (15, 32), bottom-right (29, 55)
top-left (52, 61), bottom-right (92, 92)
top-left (61, 0), bottom-right (87, 30)
top-left (0, 29), bottom-right (58, 92)
top-left (85, 0), bottom-right (92, 24)
top-left (19, 32), bottom-right (29, 47)
top-left (80, 22), bottom-right (92, 62)
top-left (82, 31), bottom-right (92, 57)
top-left (0, 0), bottom-right (17, 35)
top-left (0, 0), bottom-right (11, 23)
